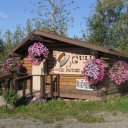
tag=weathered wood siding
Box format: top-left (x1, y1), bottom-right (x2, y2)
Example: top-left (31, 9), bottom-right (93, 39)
top-left (49, 55), bottom-right (128, 100)
top-left (22, 58), bottom-right (32, 75)
top-left (59, 74), bottom-right (102, 101)
top-left (47, 48), bottom-right (104, 100)
top-left (104, 82), bottom-right (128, 98)
top-left (21, 57), bottom-right (32, 89)
top-left (20, 51), bottom-right (128, 101)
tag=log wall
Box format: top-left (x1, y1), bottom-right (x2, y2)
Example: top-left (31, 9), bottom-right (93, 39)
top-left (19, 52), bottom-right (128, 101)
top-left (59, 75), bottom-right (102, 101)
top-left (21, 58), bottom-right (32, 88)
top-left (22, 58), bottom-right (32, 75)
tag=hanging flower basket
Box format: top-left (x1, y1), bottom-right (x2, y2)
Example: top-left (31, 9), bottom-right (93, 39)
top-left (82, 58), bottom-right (105, 85)
top-left (28, 42), bottom-right (49, 65)
top-left (109, 61), bottom-right (128, 85)
top-left (3, 57), bottom-right (21, 74)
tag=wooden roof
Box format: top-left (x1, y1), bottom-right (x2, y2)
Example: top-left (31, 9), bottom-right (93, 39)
top-left (11, 30), bottom-right (128, 58)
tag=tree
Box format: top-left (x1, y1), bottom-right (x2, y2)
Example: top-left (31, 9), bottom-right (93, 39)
top-left (0, 30), bottom-right (6, 61)
top-left (0, 39), bottom-right (5, 60)
top-left (85, 0), bottom-right (128, 52)
top-left (0, 30), bottom-right (3, 53)
top-left (32, 0), bottom-right (75, 36)
top-left (25, 19), bottom-right (34, 35)
top-left (4, 30), bottom-right (13, 58)
top-left (13, 25), bottom-right (24, 47)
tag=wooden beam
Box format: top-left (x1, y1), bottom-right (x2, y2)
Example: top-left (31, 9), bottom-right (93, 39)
top-left (9, 53), bottom-right (22, 57)
top-left (31, 35), bottom-right (58, 44)
top-left (22, 81), bottom-right (26, 97)
top-left (50, 75), bottom-right (53, 98)
top-left (40, 76), bottom-right (46, 99)
top-left (30, 77), bottom-right (33, 97)
top-left (34, 31), bottom-right (128, 58)
top-left (15, 43), bottom-right (77, 54)
top-left (12, 30), bottom-right (128, 59)
top-left (56, 75), bottom-right (60, 97)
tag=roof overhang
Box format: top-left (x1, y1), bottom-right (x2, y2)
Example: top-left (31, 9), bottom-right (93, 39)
top-left (11, 30), bottom-right (128, 59)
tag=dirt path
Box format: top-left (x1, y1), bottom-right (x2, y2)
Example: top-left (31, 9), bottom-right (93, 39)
top-left (0, 112), bottom-right (128, 128)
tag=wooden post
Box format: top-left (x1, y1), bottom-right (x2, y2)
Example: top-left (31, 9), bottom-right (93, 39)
top-left (54, 77), bottom-right (57, 97)
top-left (10, 79), bottom-right (13, 91)
top-left (56, 75), bottom-right (60, 97)
top-left (22, 81), bottom-right (26, 97)
top-left (30, 76), bottom-right (33, 97)
top-left (54, 76), bottom-right (58, 98)
top-left (13, 73), bottom-right (17, 92)
top-left (50, 75), bottom-right (53, 98)
top-left (2, 81), bottom-right (6, 93)
top-left (40, 76), bottom-right (45, 99)
top-left (14, 80), bottom-right (18, 93)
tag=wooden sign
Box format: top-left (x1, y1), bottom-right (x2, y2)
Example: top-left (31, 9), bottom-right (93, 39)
top-left (76, 79), bottom-right (94, 91)
top-left (53, 48), bottom-right (93, 74)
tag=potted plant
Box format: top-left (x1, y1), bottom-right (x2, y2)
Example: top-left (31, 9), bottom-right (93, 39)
top-left (3, 57), bottom-right (21, 74)
top-left (3, 89), bottom-right (18, 109)
top-left (27, 42), bottom-right (49, 65)
top-left (82, 58), bottom-right (105, 86)
top-left (109, 61), bottom-right (128, 85)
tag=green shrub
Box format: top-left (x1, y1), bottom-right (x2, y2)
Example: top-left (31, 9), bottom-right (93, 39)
top-left (3, 90), bottom-right (18, 105)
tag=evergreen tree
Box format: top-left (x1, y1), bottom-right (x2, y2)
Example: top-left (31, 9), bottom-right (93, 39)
top-left (4, 30), bottom-right (13, 58)
top-left (26, 19), bottom-right (33, 35)
top-left (0, 30), bottom-right (3, 54)
top-left (0, 39), bottom-right (5, 60)
top-left (32, 0), bottom-right (75, 36)
top-left (13, 25), bottom-right (24, 47)
top-left (85, 0), bottom-right (128, 52)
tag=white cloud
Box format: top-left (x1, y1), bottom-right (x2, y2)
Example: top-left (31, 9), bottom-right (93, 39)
top-left (0, 12), bottom-right (8, 19)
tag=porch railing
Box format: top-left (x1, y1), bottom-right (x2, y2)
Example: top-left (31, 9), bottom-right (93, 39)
top-left (0, 74), bottom-right (13, 90)
top-left (15, 74), bottom-right (60, 99)
top-left (0, 74), bottom-right (60, 99)
top-left (15, 75), bottom-right (32, 97)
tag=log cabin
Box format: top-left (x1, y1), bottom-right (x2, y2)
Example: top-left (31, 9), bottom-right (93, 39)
top-left (10, 30), bottom-right (128, 101)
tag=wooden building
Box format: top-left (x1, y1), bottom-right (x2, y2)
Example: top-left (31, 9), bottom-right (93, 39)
top-left (10, 30), bottom-right (128, 101)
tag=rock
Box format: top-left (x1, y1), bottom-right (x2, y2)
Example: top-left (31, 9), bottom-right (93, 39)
top-left (30, 96), bottom-right (47, 103)
top-left (30, 97), bottom-right (36, 102)
top-left (35, 92), bottom-right (41, 100)
top-left (63, 98), bottom-right (71, 103)
top-left (0, 96), bottom-right (6, 107)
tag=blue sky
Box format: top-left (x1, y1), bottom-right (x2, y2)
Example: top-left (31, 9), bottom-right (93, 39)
top-left (0, 0), bottom-right (96, 37)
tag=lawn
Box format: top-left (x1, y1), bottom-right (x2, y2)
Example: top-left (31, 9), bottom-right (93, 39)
top-left (0, 96), bottom-right (128, 123)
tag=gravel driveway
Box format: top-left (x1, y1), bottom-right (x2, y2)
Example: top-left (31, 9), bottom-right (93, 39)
top-left (0, 112), bottom-right (128, 128)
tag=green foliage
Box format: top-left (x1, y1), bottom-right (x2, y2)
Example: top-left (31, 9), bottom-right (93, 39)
top-left (0, 30), bottom-right (13, 60)
top-left (0, 30), bottom-right (13, 61)
top-left (13, 25), bottom-right (25, 47)
top-left (32, 0), bottom-right (75, 36)
top-left (4, 30), bottom-right (13, 54)
top-left (25, 19), bottom-right (33, 35)
top-left (0, 26), bottom-right (25, 61)
top-left (77, 114), bottom-right (104, 123)
top-left (104, 96), bottom-right (128, 112)
top-left (3, 90), bottom-right (18, 105)
top-left (85, 0), bottom-right (128, 52)
top-left (0, 100), bottom-right (103, 123)
top-left (0, 39), bottom-right (5, 61)
top-left (0, 0), bottom-right (77, 61)
top-left (0, 96), bottom-right (128, 123)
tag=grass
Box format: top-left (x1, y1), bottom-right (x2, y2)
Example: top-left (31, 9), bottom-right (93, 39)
top-left (0, 96), bottom-right (128, 123)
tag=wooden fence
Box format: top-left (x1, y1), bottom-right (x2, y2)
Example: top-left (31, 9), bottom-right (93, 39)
top-left (0, 74), bottom-right (60, 99)
top-left (0, 74), bottom-right (13, 90)
top-left (15, 74), bottom-right (60, 99)
top-left (1, 74), bottom-right (128, 101)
